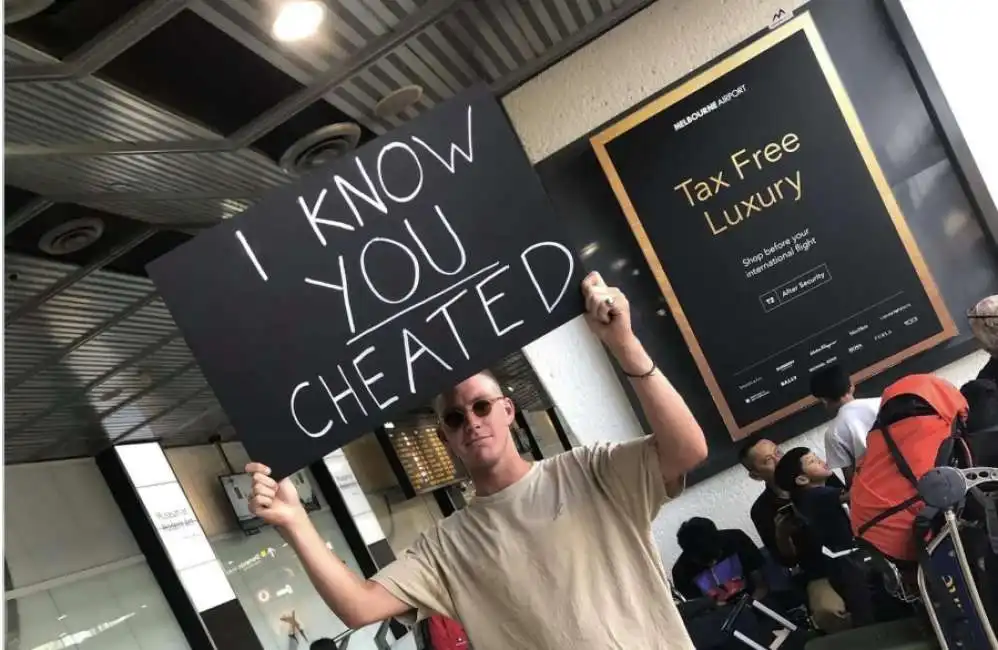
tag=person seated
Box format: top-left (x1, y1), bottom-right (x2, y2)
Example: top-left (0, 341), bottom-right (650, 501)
top-left (775, 448), bottom-right (877, 628)
top-left (810, 365), bottom-right (880, 487)
top-left (774, 448), bottom-right (853, 554)
top-left (739, 437), bottom-right (849, 632)
top-left (672, 517), bottom-right (769, 605)
top-left (968, 295), bottom-right (998, 384)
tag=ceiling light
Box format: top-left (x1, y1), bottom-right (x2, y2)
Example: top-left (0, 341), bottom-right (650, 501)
top-left (272, 1), bottom-right (325, 43)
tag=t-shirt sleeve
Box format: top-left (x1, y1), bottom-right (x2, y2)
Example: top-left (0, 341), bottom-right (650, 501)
top-left (370, 532), bottom-right (455, 625)
top-left (584, 436), bottom-right (670, 523)
top-left (823, 424), bottom-right (853, 471)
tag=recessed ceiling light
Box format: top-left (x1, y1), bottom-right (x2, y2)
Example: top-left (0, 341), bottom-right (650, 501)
top-left (273, 1), bottom-right (325, 42)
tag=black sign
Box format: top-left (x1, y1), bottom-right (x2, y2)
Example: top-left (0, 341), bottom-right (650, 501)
top-left (149, 87), bottom-right (583, 477)
top-left (592, 14), bottom-right (955, 440)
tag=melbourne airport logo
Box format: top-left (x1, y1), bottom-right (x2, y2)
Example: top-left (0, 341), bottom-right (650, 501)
top-left (673, 84), bottom-right (749, 132)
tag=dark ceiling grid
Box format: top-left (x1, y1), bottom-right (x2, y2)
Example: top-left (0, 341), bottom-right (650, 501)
top-left (11, 337), bottom-right (196, 443)
top-left (4, 198), bottom-right (55, 236)
top-left (5, 0), bottom-right (188, 82)
top-left (4, 0), bottom-right (652, 464)
top-left (5, 289), bottom-right (161, 391)
top-left (6, 332), bottom-right (184, 439)
top-left (5, 229), bottom-right (156, 326)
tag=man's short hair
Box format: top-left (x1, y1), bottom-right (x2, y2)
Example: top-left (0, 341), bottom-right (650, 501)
top-left (774, 447), bottom-right (810, 493)
top-left (737, 434), bottom-right (766, 468)
top-left (809, 364), bottom-right (851, 401)
top-left (677, 517), bottom-right (718, 551)
top-left (431, 370), bottom-right (503, 416)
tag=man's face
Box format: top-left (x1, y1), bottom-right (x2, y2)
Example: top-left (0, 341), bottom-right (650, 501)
top-left (799, 452), bottom-right (832, 483)
top-left (746, 439), bottom-right (782, 482)
top-left (437, 374), bottom-right (515, 470)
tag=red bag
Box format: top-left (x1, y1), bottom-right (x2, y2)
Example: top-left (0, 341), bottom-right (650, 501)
top-left (425, 615), bottom-right (470, 650)
top-left (850, 374), bottom-right (969, 561)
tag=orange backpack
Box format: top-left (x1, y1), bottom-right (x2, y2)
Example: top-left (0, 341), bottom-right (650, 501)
top-left (850, 374), bottom-right (969, 561)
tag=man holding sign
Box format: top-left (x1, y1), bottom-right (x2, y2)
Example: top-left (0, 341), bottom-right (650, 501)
top-left (246, 272), bottom-right (706, 649)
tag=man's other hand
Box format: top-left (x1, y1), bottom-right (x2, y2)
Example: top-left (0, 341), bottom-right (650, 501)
top-left (245, 462), bottom-right (307, 529)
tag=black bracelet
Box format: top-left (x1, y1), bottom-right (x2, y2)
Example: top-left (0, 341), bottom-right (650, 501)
top-left (624, 361), bottom-right (657, 379)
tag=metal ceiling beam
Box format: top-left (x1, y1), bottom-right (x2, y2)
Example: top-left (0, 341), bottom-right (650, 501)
top-left (5, 0), bottom-right (189, 83)
top-left (491, 0), bottom-right (660, 96)
top-left (4, 0), bottom-right (461, 158)
top-left (112, 385), bottom-right (213, 444)
top-left (53, 189), bottom-right (268, 202)
top-left (6, 289), bottom-right (162, 392)
top-left (165, 402), bottom-right (223, 438)
top-left (4, 198), bottom-right (55, 235)
top-left (5, 228), bottom-right (157, 326)
top-left (6, 331), bottom-right (183, 437)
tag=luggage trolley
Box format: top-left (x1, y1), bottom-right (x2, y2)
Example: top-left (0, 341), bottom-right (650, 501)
top-left (915, 465), bottom-right (998, 650)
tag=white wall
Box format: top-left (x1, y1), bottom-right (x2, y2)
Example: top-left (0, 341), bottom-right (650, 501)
top-left (500, 0), bottom-right (990, 567)
top-left (4, 458), bottom-right (189, 649)
top-left (5, 459), bottom-right (140, 586)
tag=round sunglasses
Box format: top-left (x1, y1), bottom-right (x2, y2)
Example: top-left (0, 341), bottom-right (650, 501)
top-left (441, 396), bottom-right (505, 430)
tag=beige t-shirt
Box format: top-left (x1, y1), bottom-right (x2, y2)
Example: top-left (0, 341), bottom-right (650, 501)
top-left (372, 436), bottom-right (693, 650)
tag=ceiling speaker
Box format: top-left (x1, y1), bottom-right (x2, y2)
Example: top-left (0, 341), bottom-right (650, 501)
top-left (374, 85), bottom-right (424, 118)
top-left (38, 217), bottom-right (105, 256)
top-left (279, 122), bottom-right (362, 175)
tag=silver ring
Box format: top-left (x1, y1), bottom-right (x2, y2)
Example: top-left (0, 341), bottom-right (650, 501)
top-left (604, 296), bottom-right (615, 307)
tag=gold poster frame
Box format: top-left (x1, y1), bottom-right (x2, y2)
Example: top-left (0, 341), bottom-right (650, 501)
top-left (590, 13), bottom-right (957, 440)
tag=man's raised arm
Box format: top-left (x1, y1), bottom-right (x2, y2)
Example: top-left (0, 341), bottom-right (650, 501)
top-left (246, 463), bottom-right (409, 628)
top-left (581, 273), bottom-right (708, 482)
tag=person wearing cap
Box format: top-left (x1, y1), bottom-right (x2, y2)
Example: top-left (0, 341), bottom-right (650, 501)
top-left (969, 295), bottom-right (998, 384)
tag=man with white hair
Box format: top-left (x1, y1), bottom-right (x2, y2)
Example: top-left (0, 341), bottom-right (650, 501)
top-left (969, 295), bottom-right (998, 384)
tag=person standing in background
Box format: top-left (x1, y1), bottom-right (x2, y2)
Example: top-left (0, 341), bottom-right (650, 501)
top-left (969, 295), bottom-right (998, 384)
top-left (809, 365), bottom-right (879, 487)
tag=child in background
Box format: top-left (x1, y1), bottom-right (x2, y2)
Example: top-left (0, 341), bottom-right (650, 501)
top-left (775, 447), bottom-right (874, 627)
top-left (774, 448), bottom-right (853, 554)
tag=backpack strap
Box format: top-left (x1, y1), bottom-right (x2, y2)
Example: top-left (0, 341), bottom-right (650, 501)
top-left (856, 400), bottom-right (928, 537)
top-left (880, 419), bottom-right (919, 488)
top-left (856, 494), bottom-right (921, 536)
